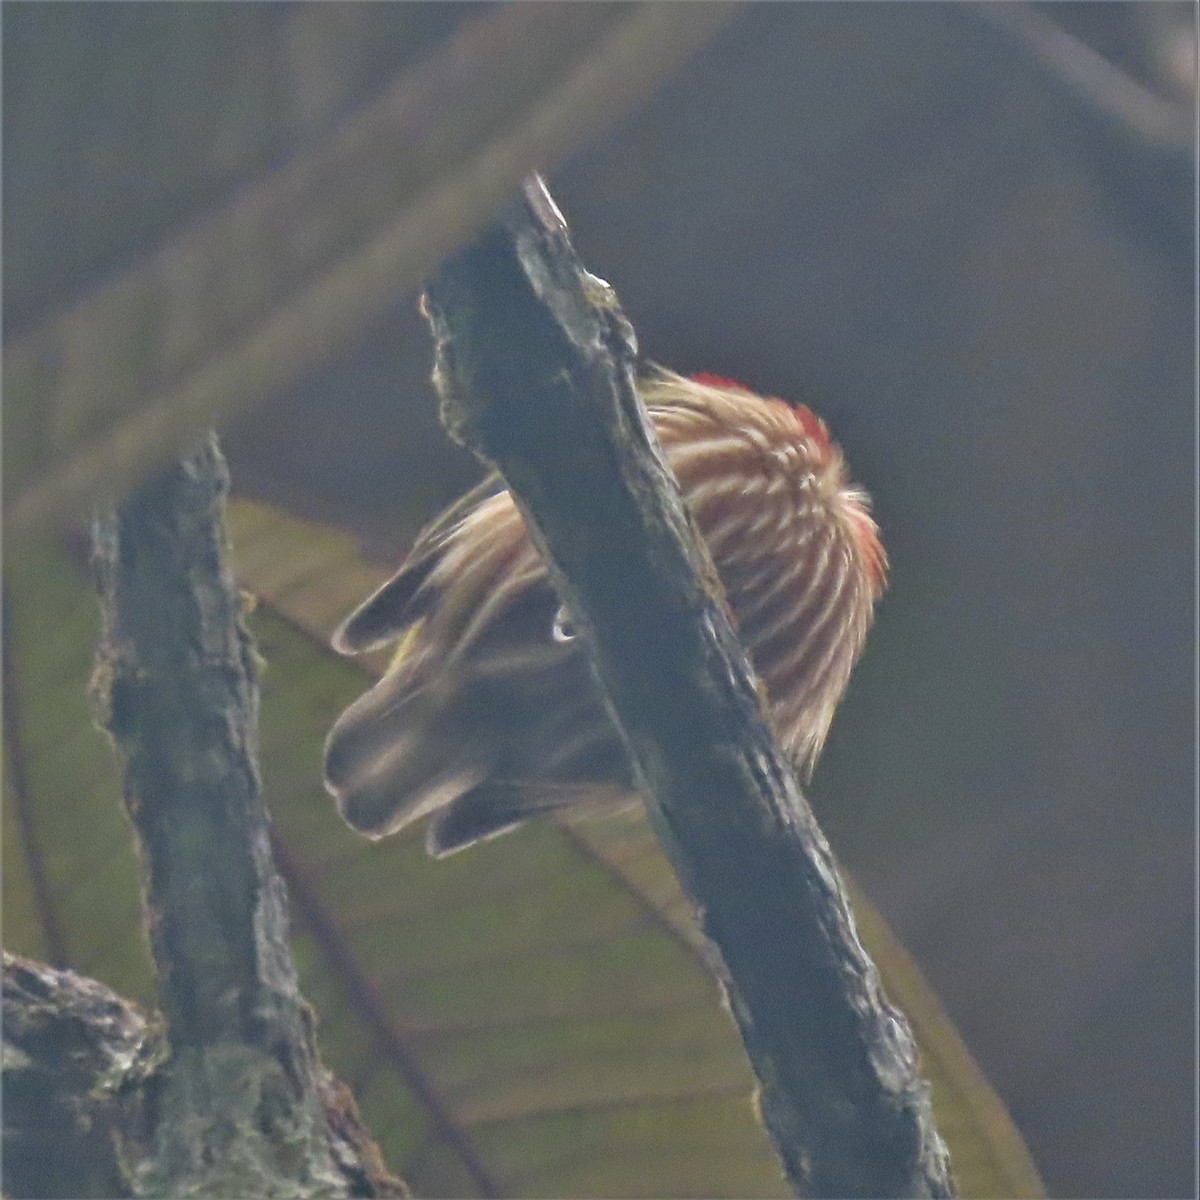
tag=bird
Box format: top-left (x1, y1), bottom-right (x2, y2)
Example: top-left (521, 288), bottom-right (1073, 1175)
top-left (323, 368), bottom-right (887, 858)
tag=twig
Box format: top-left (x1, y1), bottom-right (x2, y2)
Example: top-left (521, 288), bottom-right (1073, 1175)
top-left (422, 176), bottom-right (955, 1198)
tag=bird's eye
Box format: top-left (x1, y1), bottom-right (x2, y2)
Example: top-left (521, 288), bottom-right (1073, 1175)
top-left (552, 606), bottom-right (577, 643)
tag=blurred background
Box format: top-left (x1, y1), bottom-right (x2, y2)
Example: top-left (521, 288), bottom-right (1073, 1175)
top-left (4, 4), bottom-right (1195, 1197)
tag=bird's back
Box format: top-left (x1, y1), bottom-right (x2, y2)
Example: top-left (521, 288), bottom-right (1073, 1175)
top-left (324, 370), bottom-right (885, 856)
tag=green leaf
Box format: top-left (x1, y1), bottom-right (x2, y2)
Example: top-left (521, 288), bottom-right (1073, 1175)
top-left (249, 601), bottom-right (787, 1199)
top-left (228, 497), bottom-right (1046, 1200)
top-left (2, 498), bottom-right (1044, 1197)
top-left (3, 541), bottom-right (155, 1004)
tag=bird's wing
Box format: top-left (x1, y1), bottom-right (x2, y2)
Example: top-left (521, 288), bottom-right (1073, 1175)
top-left (425, 780), bottom-right (633, 858)
top-left (331, 472), bottom-right (505, 654)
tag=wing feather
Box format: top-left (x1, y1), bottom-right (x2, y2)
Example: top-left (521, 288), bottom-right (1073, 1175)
top-left (332, 473), bottom-right (503, 653)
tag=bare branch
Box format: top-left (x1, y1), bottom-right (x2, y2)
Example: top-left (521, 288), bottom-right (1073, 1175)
top-left (422, 177), bottom-right (955, 1199)
top-left (87, 437), bottom-right (403, 1198)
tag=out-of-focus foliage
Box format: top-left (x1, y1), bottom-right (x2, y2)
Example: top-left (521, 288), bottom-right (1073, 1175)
top-left (3, 542), bottom-right (153, 999)
top-left (3, 3), bottom-right (736, 541)
top-left (3, 498), bottom-right (1045, 1198)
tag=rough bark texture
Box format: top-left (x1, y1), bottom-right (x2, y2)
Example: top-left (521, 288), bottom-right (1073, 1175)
top-left (2, 952), bottom-right (153, 1199)
top-left (10, 435), bottom-right (408, 1199)
top-left (1, 952), bottom-right (403, 1200)
top-left (422, 176), bottom-right (955, 1199)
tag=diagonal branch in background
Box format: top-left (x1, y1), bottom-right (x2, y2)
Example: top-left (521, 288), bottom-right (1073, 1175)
top-left (422, 176), bottom-right (956, 1199)
top-left (972, 4), bottom-right (1194, 154)
top-left (84, 436), bottom-right (404, 1198)
top-left (4, 1), bottom-right (741, 544)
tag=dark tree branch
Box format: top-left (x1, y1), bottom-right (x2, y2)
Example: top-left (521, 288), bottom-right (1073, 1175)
top-left (2, 951), bottom-right (151, 1199)
top-left (61, 436), bottom-right (407, 1198)
top-left (1, 951), bottom-right (403, 1200)
top-left (422, 176), bottom-right (955, 1199)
